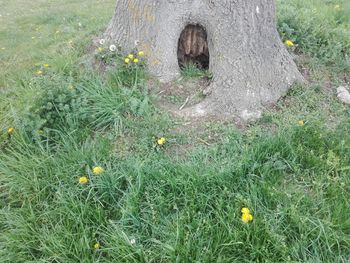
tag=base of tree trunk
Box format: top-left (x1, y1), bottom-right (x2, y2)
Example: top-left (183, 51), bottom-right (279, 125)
top-left (104, 0), bottom-right (303, 120)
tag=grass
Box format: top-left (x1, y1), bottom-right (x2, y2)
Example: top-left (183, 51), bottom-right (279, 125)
top-left (277, 0), bottom-right (350, 70)
top-left (180, 63), bottom-right (212, 79)
top-left (1, 0), bottom-right (350, 262)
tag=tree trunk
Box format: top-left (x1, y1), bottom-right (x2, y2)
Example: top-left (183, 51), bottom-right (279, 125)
top-left (104, 0), bottom-right (303, 120)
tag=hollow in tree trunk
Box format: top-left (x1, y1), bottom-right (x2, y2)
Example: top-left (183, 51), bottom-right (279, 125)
top-left (104, 0), bottom-right (303, 120)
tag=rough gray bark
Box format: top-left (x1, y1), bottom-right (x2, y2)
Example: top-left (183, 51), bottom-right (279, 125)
top-left (104, 0), bottom-right (303, 120)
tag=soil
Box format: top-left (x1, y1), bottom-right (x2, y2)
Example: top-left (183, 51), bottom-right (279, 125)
top-left (155, 76), bottom-right (210, 110)
top-left (148, 75), bottom-right (250, 158)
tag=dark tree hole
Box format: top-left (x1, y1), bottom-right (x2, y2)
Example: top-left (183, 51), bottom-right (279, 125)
top-left (177, 24), bottom-right (209, 70)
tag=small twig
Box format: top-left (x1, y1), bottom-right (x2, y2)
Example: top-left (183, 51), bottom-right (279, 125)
top-left (179, 97), bottom-right (189, 110)
top-left (173, 122), bottom-right (191, 125)
top-left (157, 90), bottom-right (166, 95)
top-left (197, 138), bottom-right (211, 146)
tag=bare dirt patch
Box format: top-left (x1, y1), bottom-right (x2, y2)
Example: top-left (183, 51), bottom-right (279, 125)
top-left (155, 76), bottom-right (210, 112)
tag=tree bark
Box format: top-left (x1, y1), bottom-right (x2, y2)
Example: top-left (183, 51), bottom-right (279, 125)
top-left (104, 0), bottom-right (303, 120)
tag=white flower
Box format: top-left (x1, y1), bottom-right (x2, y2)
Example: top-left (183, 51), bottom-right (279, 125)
top-left (99, 39), bottom-right (105, 45)
top-left (130, 238), bottom-right (136, 245)
top-left (109, 44), bottom-right (117, 52)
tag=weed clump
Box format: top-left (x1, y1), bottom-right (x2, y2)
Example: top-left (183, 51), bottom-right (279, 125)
top-left (23, 59), bottom-right (152, 143)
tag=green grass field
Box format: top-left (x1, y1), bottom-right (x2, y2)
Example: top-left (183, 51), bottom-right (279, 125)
top-left (1, 0), bottom-right (350, 262)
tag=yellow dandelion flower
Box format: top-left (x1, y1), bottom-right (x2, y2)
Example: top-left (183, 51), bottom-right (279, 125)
top-left (36, 70), bottom-right (43, 75)
top-left (43, 63), bottom-right (49, 68)
top-left (241, 212), bottom-right (253, 223)
top-left (285, 40), bottom-right (294, 47)
top-left (128, 54), bottom-right (134, 59)
top-left (94, 243), bottom-right (100, 250)
top-left (157, 137), bottom-right (167, 146)
top-left (298, 120), bottom-right (305, 126)
top-left (125, 58), bottom-right (130, 64)
top-left (79, 176), bottom-right (89, 185)
top-left (7, 127), bottom-right (14, 135)
top-left (335, 4), bottom-right (341, 10)
top-left (38, 129), bottom-right (44, 135)
top-left (92, 166), bottom-right (105, 175)
top-left (133, 58), bottom-right (139, 63)
top-left (138, 51), bottom-right (144, 56)
top-left (241, 207), bottom-right (251, 214)
top-left (98, 47), bottom-right (104, 53)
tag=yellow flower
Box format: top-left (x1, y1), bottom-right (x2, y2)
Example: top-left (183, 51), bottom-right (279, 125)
top-left (133, 58), bottom-right (139, 63)
top-left (298, 120), bottom-right (305, 126)
top-left (335, 4), bottom-right (341, 10)
top-left (128, 54), bottom-right (134, 59)
top-left (94, 242), bottom-right (100, 250)
top-left (7, 127), bottom-right (14, 135)
top-left (241, 207), bottom-right (251, 214)
top-left (98, 47), bottom-right (104, 53)
top-left (285, 40), bottom-right (294, 47)
top-left (241, 207), bottom-right (253, 223)
top-left (92, 166), bottom-right (105, 175)
top-left (55, 30), bottom-right (60, 34)
top-left (138, 51), bottom-right (144, 56)
top-left (241, 212), bottom-right (253, 224)
top-left (157, 137), bottom-right (167, 146)
top-left (125, 58), bottom-right (130, 64)
top-left (38, 129), bottom-right (44, 135)
top-left (36, 70), bottom-right (43, 75)
top-left (79, 176), bottom-right (89, 185)
top-left (43, 63), bottom-right (49, 68)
